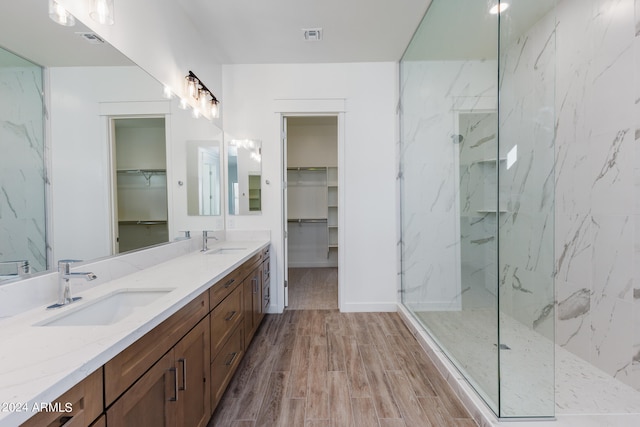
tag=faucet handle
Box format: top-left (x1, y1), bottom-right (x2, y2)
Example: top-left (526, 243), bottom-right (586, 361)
top-left (179, 230), bottom-right (191, 238)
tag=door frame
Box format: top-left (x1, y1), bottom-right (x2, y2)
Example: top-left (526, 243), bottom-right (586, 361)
top-left (275, 98), bottom-right (346, 312)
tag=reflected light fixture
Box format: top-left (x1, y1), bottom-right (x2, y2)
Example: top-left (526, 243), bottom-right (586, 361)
top-left (49, 0), bottom-right (76, 26)
top-left (184, 71), bottom-right (220, 119)
top-left (490, 2), bottom-right (510, 14)
top-left (90, 0), bottom-right (115, 25)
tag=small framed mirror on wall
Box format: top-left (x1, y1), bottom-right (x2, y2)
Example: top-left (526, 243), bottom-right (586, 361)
top-left (227, 139), bottom-right (262, 215)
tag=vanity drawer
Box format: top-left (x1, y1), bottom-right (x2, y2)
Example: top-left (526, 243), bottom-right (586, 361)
top-left (211, 323), bottom-right (244, 410)
top-left (209, 269), bottom-right (242, 310)
top-left (210, 284), bottom-right (243, 360)
top-left (20, 368), bottom-right (103, 427)
top-left (104, 291), bottom-right (208, 406)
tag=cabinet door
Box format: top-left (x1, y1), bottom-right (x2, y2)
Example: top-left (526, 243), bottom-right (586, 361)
top-left (242, 277), bottom-right (254, 346)
top-left (174, 319), bottom-right (211, 427)
top-left (107, 351), bottom-right (177, 427)
top-left (252, 265), bottom-right (264, 329)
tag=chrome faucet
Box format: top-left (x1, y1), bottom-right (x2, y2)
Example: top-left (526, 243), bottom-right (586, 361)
top-left (0, 260), bottom-right (30, 278)
top-left (201, 230), bottom-right (218, 252)
top-left (47, 260), bottom-right (97, 309)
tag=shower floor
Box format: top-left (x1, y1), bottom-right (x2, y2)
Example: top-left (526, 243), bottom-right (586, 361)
top-left (414, 307), bottom-right (640, 417)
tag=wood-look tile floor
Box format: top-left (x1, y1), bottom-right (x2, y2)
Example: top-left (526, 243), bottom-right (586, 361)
top-left (208, 309), bottom-right (478, 427)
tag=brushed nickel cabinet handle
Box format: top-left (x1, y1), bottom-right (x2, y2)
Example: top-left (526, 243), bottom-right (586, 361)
top-left (224, 352), bottom-right (239, 366)
top-left (224, 278), bottom-right (235, 288)
top-left (178, 358), bottom-right (187, 391)
top-left (224, 311), bottom-right (237, 321)
top-left (169, 367), bottom-right (178, 401)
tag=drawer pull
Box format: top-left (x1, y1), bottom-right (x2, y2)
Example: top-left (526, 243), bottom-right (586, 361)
top-left (224, 352), bottom-right (239, 366)
top-left (169, 367), bottom-right (178, 401)
top-left (178, 358), bottom-right (187, 391)
top-left (224, 278), bottom-right (235, 288)
top-left (224, 310), bottom-right (237, 321)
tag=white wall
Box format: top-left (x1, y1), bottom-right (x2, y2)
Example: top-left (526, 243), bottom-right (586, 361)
top-left (222, 62), bottom-right (398, 312)
top-left (58, 0), bottom-right (222, 126)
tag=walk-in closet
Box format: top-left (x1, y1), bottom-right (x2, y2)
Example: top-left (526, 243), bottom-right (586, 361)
top-left (285, 116), bottom-right (338, 309)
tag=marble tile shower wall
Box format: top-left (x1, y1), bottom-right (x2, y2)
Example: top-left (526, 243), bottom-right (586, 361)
top-left (0, 66), bottom-right (46, 274)
top-left (498, 4), bottom-right (557, 343)
top-left (400, 60), bottom-right (496, 310)
top-left (554, 0), bottom-right (640, 391)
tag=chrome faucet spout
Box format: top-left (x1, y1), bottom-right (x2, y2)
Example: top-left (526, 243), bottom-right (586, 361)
top-left (47, 260), bottom-right (97, 309)
top-left (201, 230), bottom-right (218, 252)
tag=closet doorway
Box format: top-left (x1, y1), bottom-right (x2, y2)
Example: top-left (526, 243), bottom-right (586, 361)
top-left (110, 116), bottom-right (169, 253)
top-left (284, 116), bottom-right (339, 309)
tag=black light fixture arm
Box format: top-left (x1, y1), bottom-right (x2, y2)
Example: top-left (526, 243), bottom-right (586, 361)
top-left (188, 70), bottom-right (218, 103)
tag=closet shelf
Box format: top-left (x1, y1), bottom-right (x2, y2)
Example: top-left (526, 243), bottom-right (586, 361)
top-left (117, 169), bottom-right (166, 174)
top-left (287, 166), bottom-right (327, 171)
top-left (118, 220), bottom-right (168, 225)
top-left (288, 218), bottom-right (327, 223)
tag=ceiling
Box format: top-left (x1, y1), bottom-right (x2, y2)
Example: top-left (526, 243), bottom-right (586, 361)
top-left (175, 0), bottom-right (432, 64)
top-left (0, 0), bottom-right (132, 67)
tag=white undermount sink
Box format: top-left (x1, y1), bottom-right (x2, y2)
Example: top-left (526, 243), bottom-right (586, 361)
top-left (36, 288), bottom-right (175, 327)
top-left (205, 247), bottom-right (246, 255)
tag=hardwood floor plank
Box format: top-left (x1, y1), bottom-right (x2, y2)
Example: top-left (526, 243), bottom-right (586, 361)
top-left (327, 328), bottom-right (346, 372)
top-left (278, 398), bottom-right (306, 427)
top-left (255, 371), bottom-right (289, 426)
top-left (359, 344), bottom-right (401, 419)
top-left (388, 335), bottom-right (437, 398)
top-left (328, 371), bottom-right (354, 427)
top-left (305, 420), bottom-right (331, 427)
top-left (226, 334), bottom-right (268, 398)
top-left (342, 336), bottom-right (371, 398)
top-left (410, 350), bottom-right (471, 419)
top-left (232, 342), bottom-right (277, 420)
top-left (208, 394), bottom-right (239, 426)
top-left (386, 370), bottom-right (433, 427)
top-left (286, 335), bottom-right (311, 398)
top-left (418, 396), bottom-right (460, 427)
top-left (273, 322), bottom-right (297, 372)
top-left (351, 397), bottom-right (380, 427)
top-left (378, 419), bottom-right (406, 427)
top-left (305, 344), bottom-right (330, 419)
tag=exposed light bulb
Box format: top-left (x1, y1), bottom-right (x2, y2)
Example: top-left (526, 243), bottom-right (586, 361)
top-left (210, 100), bottom-right (220, 119)
top-left (490, 2), bottom-right (510, 14)
top-left (49, 0), bottom-right (76, 26)
top-left (90, 0), bottom-right (115, 25)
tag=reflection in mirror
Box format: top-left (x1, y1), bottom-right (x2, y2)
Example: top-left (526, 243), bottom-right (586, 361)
top-left (187, 140), bottom-right (221, 216)
top-left (0, 47), bottom-right (45, 279)
top-left (0, 1), bottom-right (223, 283)
top-left (228, 139), bottom-right (262, 215)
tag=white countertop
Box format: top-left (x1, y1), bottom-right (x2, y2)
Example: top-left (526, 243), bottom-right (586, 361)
top-left (0, 239), bottom-right (269, 426)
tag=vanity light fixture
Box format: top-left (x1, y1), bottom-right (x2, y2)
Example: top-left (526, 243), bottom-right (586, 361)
top-left (184, 71), bottom-right (220, 119)
top-left (90, 0), bottom-right (115, 25)
top-left (163, 85), bottom-right (173, 99)
top-left (489, 2), bottom-right (510, 14)
top-left (49, 0), bottom-right (76, 26)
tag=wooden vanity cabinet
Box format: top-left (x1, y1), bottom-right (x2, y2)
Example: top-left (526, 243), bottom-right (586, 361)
top-left (20, 368), bottom-right (103, 427)
top-left (104, 292), bottom-right (208, 406)
top-left (107, 318), bottom-right (210, 427)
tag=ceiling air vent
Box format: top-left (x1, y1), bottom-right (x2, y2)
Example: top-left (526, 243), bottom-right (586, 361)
top-left (75, 32), bottom-right (105, 44)
top-left (303, 28), bottom-right (323, 41)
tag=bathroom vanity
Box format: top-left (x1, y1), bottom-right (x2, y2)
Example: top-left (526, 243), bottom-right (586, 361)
top-left (0, 240), bottom-right (270, 427)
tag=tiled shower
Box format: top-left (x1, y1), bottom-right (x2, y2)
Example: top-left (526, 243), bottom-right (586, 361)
top-left (399, 0), bottom-right (640, 422)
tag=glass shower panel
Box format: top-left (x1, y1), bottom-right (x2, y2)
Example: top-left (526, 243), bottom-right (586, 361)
top-left (399, 0), bottom-right (500, 413)
top-left (497, 0), bottom-right (556, 417)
